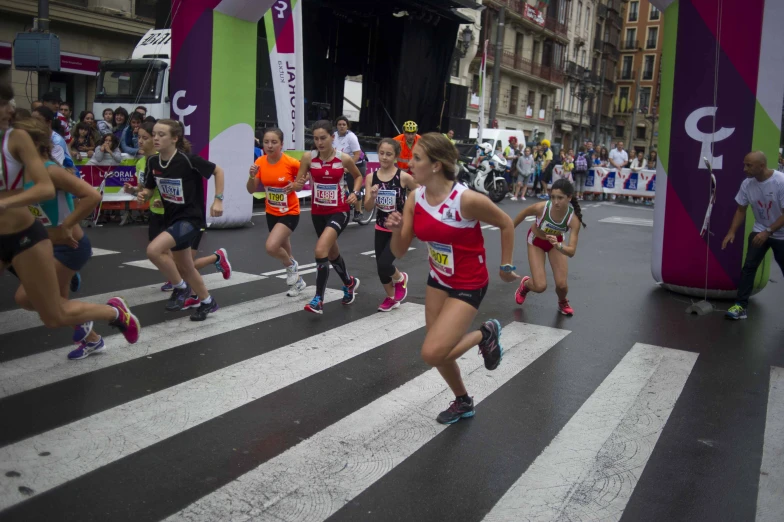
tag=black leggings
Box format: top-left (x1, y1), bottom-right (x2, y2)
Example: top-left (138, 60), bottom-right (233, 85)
top-left (374, 229), bottom-right (397, 284)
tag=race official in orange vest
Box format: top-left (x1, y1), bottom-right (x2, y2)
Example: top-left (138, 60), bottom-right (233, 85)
top-left (393, 120), bottom-right (421, 171)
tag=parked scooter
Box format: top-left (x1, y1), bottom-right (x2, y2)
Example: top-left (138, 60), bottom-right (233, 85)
top-left (457, 143), bottom-right (509, 203)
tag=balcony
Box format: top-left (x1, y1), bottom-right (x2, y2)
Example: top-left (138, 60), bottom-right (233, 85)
top-left (607, 0), bottom-right (622, 13)
top-left (544, 16), bottom-right (569, 39)
top-left (608, 11), bottom-right (623, 28)
top-left (597, 3), bottom-right (608, 18)
top-left (622, 39), bottom-right (640, 51)
top-left (487, 0), bottom-right (547, 30)
top-left (619, 69), bottom-right (636, 81)
top-left (554, 109), bottom-right (584, 124)
top-left (484, 43), bottom-right (565, 86)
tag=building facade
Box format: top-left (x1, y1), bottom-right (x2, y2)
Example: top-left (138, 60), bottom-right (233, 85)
top-left (0, 0), bottom-right (153, 116)
top-left (614, 0), bottom-right (663, 155)
top-left (554, 0), bottom-right (598, 151)
top-left (455, 0), bottom-right (570, 145)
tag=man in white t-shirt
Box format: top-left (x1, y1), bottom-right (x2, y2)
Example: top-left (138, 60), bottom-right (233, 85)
top-left (608, 141), bottom-right (628, 170)
top-left (722, 151), bottom-right (784, 319)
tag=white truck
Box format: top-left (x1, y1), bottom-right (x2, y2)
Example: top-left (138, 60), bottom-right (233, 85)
top-left (93, 28), bottom-right (172, 120)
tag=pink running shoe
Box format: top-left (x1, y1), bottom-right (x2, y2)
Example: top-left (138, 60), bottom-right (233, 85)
top-left (182, 295), bottom-right (201, 310)
top-left (393, 272), bottom-right (408, 302)
top-left (558, 299), bottom-right (574, 316)
top-left (515, 276), bottom-right (531, 305)
top-left (107, 297), bottom-right (140, 344)
top-left (378, 297), bottom-right (400, 312)
top-left (215, 248), bottom-right (232, 280)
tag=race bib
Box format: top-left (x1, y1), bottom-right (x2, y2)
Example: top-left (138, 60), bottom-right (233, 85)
top-left (156, 178), bottom-right (184, 204)
top-left (314, 183), bottom-right (339, 206)
top-left (28, 204), bottom-right (53, 226)
top-left (376, 189), bottom-right (397, 213)
top-left (542, 226), bottom-right (561, 236)
top-left (266, 187), bottom-right (289, 212)
top-left (428, 242), bottom-right (454, 277)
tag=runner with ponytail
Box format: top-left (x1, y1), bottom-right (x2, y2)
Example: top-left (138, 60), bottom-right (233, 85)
top-left (511, 178), bottom-right (585, 316)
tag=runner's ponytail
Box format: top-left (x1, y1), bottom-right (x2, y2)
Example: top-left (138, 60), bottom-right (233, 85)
top-left (571, 197), bottom-right (587, 228)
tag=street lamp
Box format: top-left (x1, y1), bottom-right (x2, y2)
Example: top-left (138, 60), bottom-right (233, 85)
top-left (645, 106), bottom-right (659, 152)
top-left (458, 26), bottom-right (474, 58)
top-left (569, 67), bottom-right (599, 148)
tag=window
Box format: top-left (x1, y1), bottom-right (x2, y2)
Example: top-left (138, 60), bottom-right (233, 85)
top-left (532, 41), bottom-right (540, 63)
top-left (582, 50), bottom-right (586, 67)
top-left (628, 1), bottom-right (639, 22)
top-left (646, 27), bottom-right (659, 49)
top-left (621, 56), bottom-right (634, 79)
top-left (650, 5), bottom-right (661, 20)
top-left (615, 125), bottom-right (625, 138)
top-left (510, 86), bottom-right (519, 115)
top-left (618, 86), bottom-right (630, 112)
top-left (472, 74), bottom-right (480, 93)
top-left (573, 45), bottom-right (579, 61)
top-left (625, 28), bottom-right (637, 49)
top-left (527, 90), bottom-right (536, 117)
top-left (540, 94), bottom-right (548, 119)
top-left (638, 87), bottom-right (652, 112)
top-left (96, 63), bottom-right (166, 103)
top-left (586, 7), bottom-right (591, 30)
top-left (577, 1), bottom-right (583, 25)
top-left (135, 0), bottom-right (156, 19)
top-left (642, 55), bottom-right (655, 80)
top-left (636, 126), bottom-right (647, 140)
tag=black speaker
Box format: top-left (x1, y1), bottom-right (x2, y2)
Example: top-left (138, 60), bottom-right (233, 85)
top-left (444, 117), bottom-right (470, 140)
top-left (446, 84), bottom-right (469, 118)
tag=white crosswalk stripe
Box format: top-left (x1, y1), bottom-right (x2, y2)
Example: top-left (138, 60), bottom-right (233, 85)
top-left (598, 216), bottom-right (654, 227)
top-left (0, 272), bottom-right (264, 336)
top-left (168, 322), bottom-right (570, 522)
top-left (361, 247), bottom-right (416, 258)
top-left (0, 288), bottom-right (342, 398)
top-left (757, 366), bottom-right (784, 522)
top-left (483, 344), bottom-right (697, 522)
top-left (91, 248), bottom-right (120, 256)
top-left (0, 303), bottom-right (427, 510)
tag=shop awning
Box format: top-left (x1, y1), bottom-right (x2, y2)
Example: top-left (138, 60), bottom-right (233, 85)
top-left (0, 42), bottom-right (11, 65)
top-left (60, 52), bottom-right (100, 75)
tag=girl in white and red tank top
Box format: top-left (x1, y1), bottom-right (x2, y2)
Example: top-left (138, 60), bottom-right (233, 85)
top-left (384, 133), bottom-right (520, 425)
top-left (293, 120), bottom-right (364, 315)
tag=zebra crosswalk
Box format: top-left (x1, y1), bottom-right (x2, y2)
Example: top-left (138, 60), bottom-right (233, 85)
top-left (0, 269), bottom-right (781, 521)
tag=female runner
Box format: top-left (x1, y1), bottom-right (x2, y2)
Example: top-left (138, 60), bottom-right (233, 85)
top-left (386, 133), bottom-right (519, 425)
top-left (363, 138), bottom-right (417, 311)
top-left (0, 83), bottom-right (139, 344)
top-left (13, 117), bottom-right (109, 359)
top-left (293, 120), bottom-right (362, 315)
top-left (513, 178), bottom-right (586, 316)
top-left (124, 122), bottom-right (231, 295)
top-left (246, 127), bottom-right (306, 296)
top-left (136, 119), bottom-right (226, 321)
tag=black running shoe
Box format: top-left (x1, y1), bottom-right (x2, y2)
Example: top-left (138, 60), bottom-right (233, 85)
top-left (165, 285), bottom-right (191, 311)
top-left (478, 319), bottom-right (503, 370)
top-left (190, 298), bottom-right (219, 321)
top-left (436, 397), bottom-right (475, 425)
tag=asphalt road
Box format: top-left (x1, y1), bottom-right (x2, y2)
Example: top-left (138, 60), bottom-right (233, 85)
top-left (0, 197), bottom-right (781, 522)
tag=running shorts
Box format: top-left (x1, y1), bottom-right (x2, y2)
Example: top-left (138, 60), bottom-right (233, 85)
top-left (427, 275), bottom-right (488, 310)
top-left (0, 219), bottom-right (49, 265)
top-left (167, 220), bottom-right (202, 252)
top-left (266, 213), bottom-right (300, 233)
top-left (312, 212), bottom-right (350, 238)
top-left (54, 235), bottom-right (93, 271)
top-left (527, 228), bottom-right (563, 253)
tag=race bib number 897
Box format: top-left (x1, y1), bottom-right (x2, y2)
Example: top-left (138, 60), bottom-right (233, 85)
top-left (428, 242), bottom-right (454, 276)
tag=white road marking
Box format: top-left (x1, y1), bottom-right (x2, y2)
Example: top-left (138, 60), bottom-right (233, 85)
top-left (361, 247), bottom-right (415, 258)
top-left (756, 366), bottom-right (784, 522)
top-left (0, 303), bottom-right (427, 511)
top-left (91, 248), bottom-right (120, 256)
top-left (262, 262), bottom-right (317, 276)
top-left (276, 267), bottom-right (328, 278)
top-left (483, 343), bottom-right (698, 522)
top-left (598, 216), bottom-right (654, 227)
top-left (0, 289), bottom-right (343, 399)
top-left (123, 259), bottom-right (158, 270)
top-left (0, 272), bottom-right (264, 336)
top-left (167, 322), bottom-right (570, 522)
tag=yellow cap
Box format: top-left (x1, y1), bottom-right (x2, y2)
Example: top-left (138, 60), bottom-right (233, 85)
top-left (541, 139), bottom-right (551, 147)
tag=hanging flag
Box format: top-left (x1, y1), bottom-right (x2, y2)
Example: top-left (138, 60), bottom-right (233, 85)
top-left (264, 0), bottom-right (305, 151)
top-left (477, 39), bottom-right (488, 145)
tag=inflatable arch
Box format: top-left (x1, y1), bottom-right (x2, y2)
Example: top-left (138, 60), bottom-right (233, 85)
top-left (170, 0), bottom-right (299, 228)
top-left (651, 0), bottom-right (784, 298)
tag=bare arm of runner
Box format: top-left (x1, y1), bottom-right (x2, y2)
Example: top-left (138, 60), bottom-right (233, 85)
top-left (401, 171), bottom-right (419, 191)
top-left (246, 163), bottom-right (261, 194)
top-left (342, 152), bottom-right (362, 205)
top-left (461, 190), bottom-right (520, 282)
top-left (387, 195), bottom-right (416, 259)
top-left (0, 130), bottom-right (54, 210)
top-left (512, 201), bottom-right (544, 228)
top-left (363, 173), bottom-right (377, 210)
top-left (293, 152), bottom-right (312, 191)
top-left (210, 166), bottom-right (225, 217)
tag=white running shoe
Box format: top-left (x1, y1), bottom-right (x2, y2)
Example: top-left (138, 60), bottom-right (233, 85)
top-left (287, 277), bottom-right (307, 297)
top-left (285, 259), bottom-right (299, 286)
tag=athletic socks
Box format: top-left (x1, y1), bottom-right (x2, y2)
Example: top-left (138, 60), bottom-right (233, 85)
top-left (330, 255), bottom-right (351, 286)
top-left (173, 280), bottom-right (187, 290)
top-left (202, 296), bottom-right (213, 305)
top-left (392, 273), bottom-right (404, 283)
top-left (315, 257), bottom-right (330, 299)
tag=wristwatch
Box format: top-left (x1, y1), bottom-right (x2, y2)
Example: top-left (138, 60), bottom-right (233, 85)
top-left (557, 242), bottom-right (564, 251)
top-left (215, 193), bottom-right (224, 201)
top-left (500, 264), bottom-right (516, 272)
top-left (353, 191), bottom-right (362, 198)
top-left (765, 227), bottom-right (773, 233)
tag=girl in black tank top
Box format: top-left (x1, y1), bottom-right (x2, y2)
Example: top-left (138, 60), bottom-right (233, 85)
top-left (363, 139), bottom-right (419, 312)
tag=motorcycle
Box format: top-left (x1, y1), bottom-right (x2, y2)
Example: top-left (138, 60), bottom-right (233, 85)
top-left (457, 150), bottom-right (509, 203)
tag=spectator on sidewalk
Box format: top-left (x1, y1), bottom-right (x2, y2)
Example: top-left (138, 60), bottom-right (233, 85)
top-left (113, 107), bottom-right (129, 141)
top-left (98, 108), bottom-right (114, 136)
top-left (88, 134), bottom-right (122, 165)
top-left (60, 101), bottom-right (76, 129)
top-left (513, 146), bottom-right (534, 201)
top-left (722, 151), bottom-right (784, 320)
top-left (42, 92), bottom-right (72, 144)
top-left (32, 105), bottom-right (74, 169)
top-left (573, 146), bottom-right (590, 200)
top-left (71, 122), bottom-right (97, 160)
top-left (443, 129), bottom-right (456, 144)
top-left (647, 150), bottom-right (658, 170)
top-left (120, 111), bottom-right (143, 156)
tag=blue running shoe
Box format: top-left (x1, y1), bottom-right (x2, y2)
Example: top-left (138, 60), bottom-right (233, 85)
top-left (342, 276), bottom-right (360, 305)
top-left (161, 281), bottom-right (173, 292)
top-left (478, 319), bottom-right (503, 370)
top-left (304, 295), bottom-right (323, 315)
top-left (725, 304), bottom-right (747, 320)
top-left (436, 397), bottom-right (475, 424)
top-left (68, 337), bottom-right (106, 360)
top-left (72, 321), bottom-right (94, 344)
top-left (70, 272), bottom-right (81, 293)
